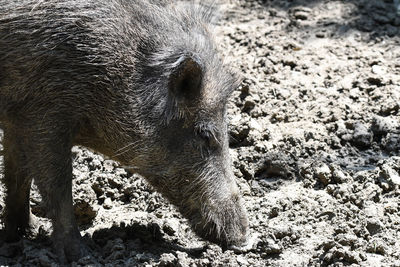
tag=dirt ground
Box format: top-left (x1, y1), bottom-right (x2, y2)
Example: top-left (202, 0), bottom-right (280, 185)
top-left (1, 0), bottom-right (400, 266)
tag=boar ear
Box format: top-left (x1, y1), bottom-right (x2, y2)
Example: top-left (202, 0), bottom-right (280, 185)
top-left (169, 56), bottom-right (203, 101)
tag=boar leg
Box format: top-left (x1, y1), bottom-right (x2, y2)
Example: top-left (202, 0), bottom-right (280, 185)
top-left (2, 126), bottom-right (35, 241)
top-left (18, 120), bottom-right (84, 263)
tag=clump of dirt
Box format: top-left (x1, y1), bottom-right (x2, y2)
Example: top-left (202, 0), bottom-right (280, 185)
top-left (0, 0), bottom-right (399, 266)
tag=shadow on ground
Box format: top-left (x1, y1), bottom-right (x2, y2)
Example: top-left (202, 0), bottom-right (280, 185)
top-left (245, 0), bottom-right (400, 39)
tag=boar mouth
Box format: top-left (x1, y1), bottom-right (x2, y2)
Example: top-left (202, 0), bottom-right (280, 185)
top-left (180, 197), bottom-right (249, 248)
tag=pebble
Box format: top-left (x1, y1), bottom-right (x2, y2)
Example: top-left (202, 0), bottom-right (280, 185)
top-left (103, 197), bottom-right (113, 209)
top-left (237, 255), bottom-right (249, 265)
top-left (371, 65), bottom-right (385, 75)
top-left (366, 219), bottom-right (383, 235)
top-left (249, 119), bottom-right (262, 132)
top-left (371, 115), bottom-right (398, 136)
top-left (163, 218), bottom-right (180, 235)
top-left (314, 163), bottom-right (332, 185)
top-left (352, 122), bottom-right (373, 148)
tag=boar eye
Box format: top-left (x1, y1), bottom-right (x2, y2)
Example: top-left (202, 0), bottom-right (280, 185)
top-left (195, 123), bottom-right (219, 148)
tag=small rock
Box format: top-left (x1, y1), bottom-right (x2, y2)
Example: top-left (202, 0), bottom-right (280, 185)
top-left (261, 238), bottom-right (282, 255)
top-left (320, 240), bottom-right (336, 252)
top-left (103, 197), bottom-right (113, 209)
top-left (104, 160), bottom-right (116, 172)
top-left (240, 84), bottom-right (250, 95)
top-left (273, 226), bottom-right (293, 239)
top-left (243, 99), bottom-right (256, 112)
top-left (364, 201), bottom-right (384, 218)
top-left (240, 163), bottom-right (254, 180)
top-left (379, 164), bottom-right (400, 188)
top-left (352, 122), bottom-right (373, 148)
top-left (277, 88), bottom-right (291, 99)
top-left (340, 75), bottom-right (355, 90)
top-left (257, 14), bottom-right (265, 20)
top-left (163, 218), bottom-right (180, 236)
top-left (366, 219), bottom-right (383, 235)
top-left (229, 122), bottom-right (250, 146)
top-left (159, 253), bottom-right (177, 267)
top-left (176, 251), bottom-right (190, 267)
top-left (336, 233), bottom-right (358, 247)
top-left (371, 65), bottom-right (385, 75)
top-left (332, 168), bottom-right (350, 183)
top-left (382, 133), bottom-right (400, 152)
top-left (230, 233), bottom-right (260, 253)
top-left (282, 55), bottom-right (297, 69)
top-left (367, 76), bottom-right (384, 86)
top-left (269, 206), bottom-right (279, 218)
top-left (371, 115), bottom-right (398, 136)
top-left (89, 158), bottom-right (103, 170)
top-left (236, 255), bottom-right (249, 265)
top-left (249, 119), bottom-right (262, 132)
top-left (198, 259), bottom-right (211, 266)
top-left (314, 163), bottom-right (332, 185)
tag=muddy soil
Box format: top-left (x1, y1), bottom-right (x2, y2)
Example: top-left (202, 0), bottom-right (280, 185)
top-left (1, 0), bottom-right (400, 266)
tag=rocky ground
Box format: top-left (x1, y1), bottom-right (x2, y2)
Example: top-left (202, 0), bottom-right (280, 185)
top-left (0, 0), bottom-right (400, 266)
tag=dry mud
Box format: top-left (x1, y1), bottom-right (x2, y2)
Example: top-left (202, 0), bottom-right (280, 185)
top-left (1, 0), bottom-right (400, 266)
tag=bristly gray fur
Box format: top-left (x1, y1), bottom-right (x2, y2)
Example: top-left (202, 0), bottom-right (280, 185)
top-left (0, 0), bottom-right (248, 261)
top-left (0, 0), bottom-right (237, 125)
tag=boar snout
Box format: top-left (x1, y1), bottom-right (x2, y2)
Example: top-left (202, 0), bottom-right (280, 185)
top-left (189, 191), bottom-right (249, 248)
